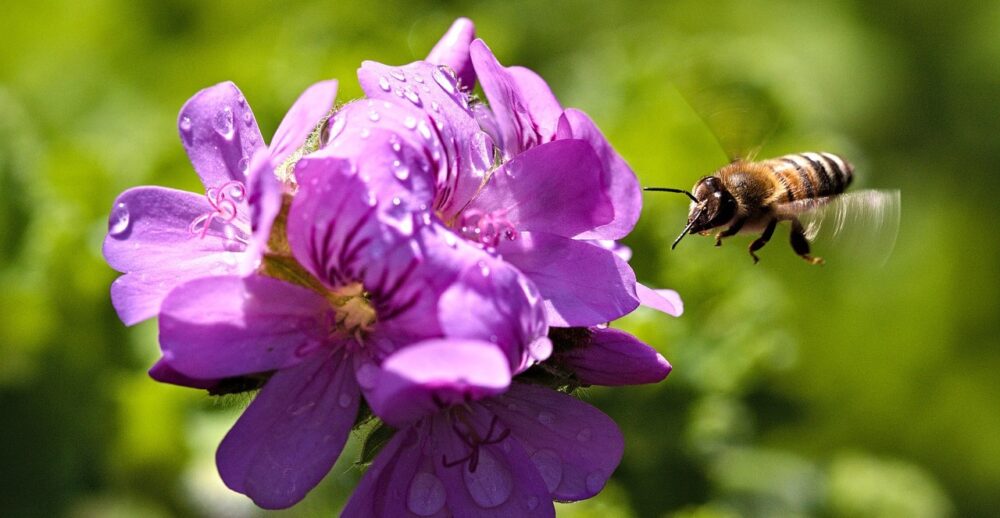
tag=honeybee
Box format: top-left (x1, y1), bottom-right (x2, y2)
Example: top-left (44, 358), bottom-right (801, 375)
top-left (646, 152), bottom-right (899, 265)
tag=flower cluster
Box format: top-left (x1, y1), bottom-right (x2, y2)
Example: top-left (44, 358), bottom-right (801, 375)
top-left (104, 18), bottom-right (681, 516)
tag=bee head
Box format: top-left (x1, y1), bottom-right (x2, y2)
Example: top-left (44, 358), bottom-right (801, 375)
top-left (687, 176), bottom-right (737, 234)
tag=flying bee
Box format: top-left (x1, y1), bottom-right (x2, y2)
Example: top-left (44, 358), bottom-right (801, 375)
top-left (646, 152), bottom-right (900, 264)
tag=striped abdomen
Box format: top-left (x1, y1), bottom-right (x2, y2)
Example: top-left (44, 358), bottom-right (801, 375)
top-left (766, 152), bottom-right (854, 202)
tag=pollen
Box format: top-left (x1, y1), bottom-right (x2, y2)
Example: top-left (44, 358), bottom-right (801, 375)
top-left (328, 282), bottom-right (377, 335)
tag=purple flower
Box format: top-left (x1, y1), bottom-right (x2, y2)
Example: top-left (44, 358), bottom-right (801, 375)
top-left (156, 95), bottom-right (550, 508)
top-left (103, 80), bottom-right (338, 325)
top-left (356, 52), bottom-right (641, 328)
top-left (343, 343), bottom-right (623, 517)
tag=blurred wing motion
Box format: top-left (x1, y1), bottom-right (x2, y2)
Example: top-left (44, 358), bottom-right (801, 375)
top-left (784, 190), bottom-right (901, 266)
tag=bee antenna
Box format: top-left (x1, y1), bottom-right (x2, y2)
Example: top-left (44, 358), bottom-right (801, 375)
top-left (672, 210), bottom-right (702, 250)
top-left (644, 187), bottom-right (698, 203)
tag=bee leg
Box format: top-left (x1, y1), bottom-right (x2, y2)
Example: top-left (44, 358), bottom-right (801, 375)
top-left (790, 218), bottom-right (824, 265)
top-left (748, 219), bottom-right (778, 264)
top-left (715, 217), bottom-right (746, 246)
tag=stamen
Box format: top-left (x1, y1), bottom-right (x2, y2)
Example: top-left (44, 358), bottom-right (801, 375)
top-left (189, 181), bottom-right (248, 239)
top-left (441, 411), bottom-right (510, 473)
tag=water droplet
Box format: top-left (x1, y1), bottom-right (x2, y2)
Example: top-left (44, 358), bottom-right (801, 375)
top-left (413, 73), bottom-right (424, 83)
top-left (463, 449), bottom-right (513, 508)
top-left (526, 496), bottom-right (539, 511)
top-left (470, 132), bottom-right (492, 173)
top-left (389, 69), bottom-right (407, 81)
top-left (392, 141), bottom-right (402, 153)
top-left (403, 116), bottom-right (418, 129)
top-left (576, 427), bottom-right (592, 442)
top-left (444, 232), bottom-right (457, 247)
top-left (366, 191), bottom-right (378, 207)
top-left (585, 471), bottom-right (606, 493)
top-left (338, 393), bottom-right (353, 408)
top-left (236, 93), bottom-right (246, 106)
top-left (237, 156), bottom-right (250, 174)
top-left (538, 411), bottom-right (554, 426)
top-left (430, 101), bottom-right (440, 113)
top-left (530, 449), bottom-right (563, 493)
top-left (392, 196), bottom-right (402, 206)
top-left (327, 115), bottom-right (346, 143)
top-left (407, 472), bottom-right (446, 516)
top-left (417, 121), bottom-right (433, 141)
top-left (433, 66), bottom-right (457, 95)
top-left (378, 76), bottom-right (391, 91)
top-left (394, 163), bottom-right (410, 181)
top-left (109, 202), bottom-right (130, 236)
top-left (393, 88), bottom-right (404, 98)
top-left (478, 261), bottom-right (490, 277)
top-left (179, 116), bottom-right (192, 133)
top-left (368, 110), bottom-right (380, 122)
top-left (242, 110), bottom-right (253, 126)
top-left (360, 128), bottom-right (371, 139)
top-left (355, 363), bottom-right (379, 389)
top-left (213, 106), bottom-right (235, 139)
top-left (288, 401), bottom-right (316, 416)
top-left (403, 87), bottom-right (421, 106)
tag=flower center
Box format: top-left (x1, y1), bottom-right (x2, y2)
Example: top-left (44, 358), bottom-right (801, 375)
top-left (327, 282), bottom-right (377, 338)
top-left (441, 411), bottom-right (510, 473)
top-left (455, 208), bottom-right (518, 248)
top-left (189, 180), bottom-right (250, 250)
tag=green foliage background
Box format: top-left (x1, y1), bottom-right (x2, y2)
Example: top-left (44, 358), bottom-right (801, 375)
top-left (1, 1), bottom-right (997, 516)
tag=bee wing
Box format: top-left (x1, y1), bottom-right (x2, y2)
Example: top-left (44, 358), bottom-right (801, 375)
top-left (780, 190), bottom-right (901, 266)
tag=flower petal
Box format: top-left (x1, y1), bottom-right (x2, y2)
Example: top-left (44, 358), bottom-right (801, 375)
top-left (361, 340), bottom-right (511, 427)
top-left (498, 232), bottom-right (639, 327)
top-left (217, 350), bottom-right (358, 509)
top-left (556, 109), bottom-right (641, 239)
top-left (240, 149), bottom-right (284, 275)
top-left (269, 79), bottom-right (337, 165)
top-left (426, 18), bottom-right (477, 90)
top-left (482, 383), bottom-right (623, 501)
top-left (103, 186), bottom-right (245, 325)
top-left (159, 275), bottom-right (336, 379)
top-left (357, 60), bottom-right (491, 220)
top-left (468, 139), bottom-right (613, 237)
top-left (636, 282), bottom-right (684, 317)
top-left (148, 357), bottom-right (218, 390)
top-left (178, 81), bottom-right (265, 190)
top-left (470, 39), bottom-right (561, 156)
top-left (554, 327), bottom-right (671, 386)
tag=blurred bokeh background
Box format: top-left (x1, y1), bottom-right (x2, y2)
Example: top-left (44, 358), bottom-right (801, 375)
top-left (2, 0), bottom-right (998, 516)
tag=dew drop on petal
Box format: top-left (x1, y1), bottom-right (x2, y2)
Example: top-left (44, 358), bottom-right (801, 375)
top-left (403, 116), bottom-right (418, 130)
top-left (538, 411), bottom-right (554, 426)
top-left (407, 472), bottom-right (446, 516)
top-left (392, 196), bottom-right (402, 206)
top-left (576, 427), bottom-right (592, 443)
top-left (530, 449), bottom-right (563, 493)
top-left (433, 66), bottom-right (456, 95)
top-left (444, 232), bottom-right (457, 248)
top-left (477, 260), bottom-right (490, 277)
top-left (287, 400), bottom-right (316, 416)
top-left (462, 448), bottom-right (513, 509)
top-left (378, 76), bottom-right (391, 92)
top-left (413, 73), bottom-right (424, 84)
top-left (214, 106), bottom-right (235, 139)
top-left (237, 156), bottom-right (250, 175)
top-left (430, 101), bottom-right (440, 113)
top-left (179, 116), bottom-right (192, 133)
top-left (355, 363), bottom-right (378, 389)
top-left (404, 87), bottom-right (421, 106)
top-left (526, 496), bottom-right (539, 511)
top-left (585, 471), bottom-right (606, 494)
top-left (360, 128), bottom-right (371, 139)
top-left (109, 202), bottom-right (130, 236)
top-left (338, 393), bottom-right (353, 408)
top-left (394, 163), bottom-right (410, 181)
top-left (369, 110), bottom-right (381, 122)
top-left (242, 110), bottom-right (253, 126)
top-left (366, 191), bottom-right (378, 207)
top-left (417, 121), bottom-right (433, 141)
top-left (389, 68), bottom-right (406, 81)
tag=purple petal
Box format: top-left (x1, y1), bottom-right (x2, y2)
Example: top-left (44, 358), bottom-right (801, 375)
top-left (426, 18), bottom-right (477, 89)
top-left (217, 350), bottom-right (358, 509)
top-left (357, 60), bottom-right (491, 220)
top-left (103, 186), bottom-right (246, 325)
top-left (341, 425), bottom-right (430, 517)
top-left (148, 357), bottom-right (218, 390)
top-left (482, 383), bottom-right (623, 501)
top-left (178, 81), bottom-right (265, 191)
top-left (470, 40), bottom-right (561, 156)
top-left (437, 247), bottom-right (549, 372)
top-left (361, 340), bottom-right (511, 427)
top-left (269, 79), bottom-right (337, 165)
top-left (430, 406), bottom-right (555, 517)
top-left (467, 139), bottom-right (613, 238)
top-left (554, 327), bottom-right (671, 386)
top-left (240, 149), bottom-right (284, 275)
top-left (159, 275), bottom-right (336, 379)
top-left (498, 232), bottom-right (639, 327)
top-left (556, 109), bottom-right (641, 240)
top-left (636, 283), bottom-right (683, 317)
